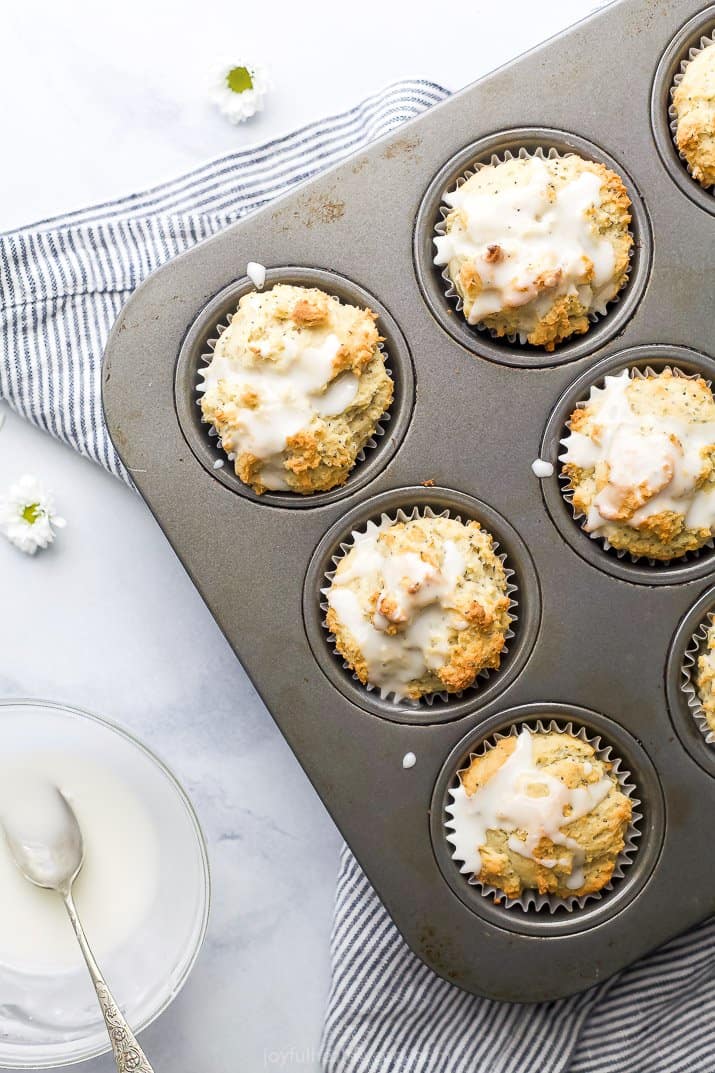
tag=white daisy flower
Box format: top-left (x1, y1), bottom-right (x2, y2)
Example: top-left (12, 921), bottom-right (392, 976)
top-left (209, 60), bottom-right (270, 124)
top-left (0, 474), bottom-right (66, 555)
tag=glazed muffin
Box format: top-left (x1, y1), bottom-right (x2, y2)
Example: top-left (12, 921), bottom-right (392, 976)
top-left (325, 515), bottom-right (511, 700)
top-left (673, 40), bottom-right (715, 188)
top-left (560, 369), bottom-right (715, 560)
top-left (446, 728), bottom-right (632, 899)
top-left (199, 284), bottom-right (393, 494)
top-left (696, 620), bottom-right (715, 733)
top-left (433, 154), bottom-right (633, 351)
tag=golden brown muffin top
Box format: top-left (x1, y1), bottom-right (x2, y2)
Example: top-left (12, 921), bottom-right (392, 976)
top-left (561, 369), bottom-right (715, 560)
top-left (199, 284), bottom-right (392, 494)
top-left (446, 729), bottom-right (632, 899)
top-left (325, 515), bottom-right (511, 700)
top-left (673, 42), bottom-right (715, 188)
top-left (434, 154), bottom-right (632, 351)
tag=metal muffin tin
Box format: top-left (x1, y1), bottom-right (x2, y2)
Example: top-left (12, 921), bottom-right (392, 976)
top-left (102, 0), bottom-right (715, 1001)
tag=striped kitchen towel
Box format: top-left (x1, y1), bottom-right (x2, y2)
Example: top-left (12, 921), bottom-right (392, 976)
top-left (0, 81), bottom-right (446, 483)
top-left (2, 80), bottom-right (714, 1073)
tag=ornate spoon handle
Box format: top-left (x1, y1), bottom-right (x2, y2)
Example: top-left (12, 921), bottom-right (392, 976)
top-left (63, 890), bottom-right (155, 1073)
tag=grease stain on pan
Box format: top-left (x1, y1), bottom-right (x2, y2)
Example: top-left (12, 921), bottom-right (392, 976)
top-left (416, 923), bottom-right (464, 982)
top-left (382, 135), bottom-right (422, 160)
top-left (624, 0), bottom-right (677, 36)
top-left (272, 191), bottom-right (346, 230)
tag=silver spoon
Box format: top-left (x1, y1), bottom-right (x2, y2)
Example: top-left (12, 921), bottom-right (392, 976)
top-left (1, 783), bottom-right (154, 1073)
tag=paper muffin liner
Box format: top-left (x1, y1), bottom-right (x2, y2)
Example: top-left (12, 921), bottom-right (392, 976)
top-left (668, 28), bottom-right (715, 192)
top-left (444, 718), bottom-right (642, 914)
top-left (681, 610), bottom-right (715, 744)
top-left (319, 505), bottom-right (518, 708)
top-left (433, 145), bottom-right (635, 347)
top-left (194, 303), bottom-right (393, 480)
top-left (559, 364), bottom-right (715, 566)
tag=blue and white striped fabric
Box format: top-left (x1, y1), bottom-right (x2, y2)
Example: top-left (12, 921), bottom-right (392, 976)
top-left (0, 80), bottom-right (447, 484)
top-left (2, 80), bottom-right (714, 1073)
top-left (322, 846), bottom-right (715, 1073)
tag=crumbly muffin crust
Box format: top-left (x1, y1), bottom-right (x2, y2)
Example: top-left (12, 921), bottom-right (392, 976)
top-left (673, 41), bottom-right (715, 188)
top-left (433, 154), bottom-right (633, 351)
top-left (696, 620), bottom-right (715, 734)
top-left (448, 730), bottom-right (632, 899)
top-left (561, 369), bottom-right (715, 560)
top-left (199, 284), bottom-right (393, 494)
top-left (325, 515), bottom-right (511, 700)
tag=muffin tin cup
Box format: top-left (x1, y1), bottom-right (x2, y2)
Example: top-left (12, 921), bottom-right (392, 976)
top-left (303, 487), bottom-right (541, 725)
top-left (175, 266), bottom-right (415, 509)
top-left (540, 345), bottom-right (715, 585)
top-left (652, 5), bottom-right (715, 214)
top-left (431, 704), bottom-right (664, 938)
top-left (319, 504), bottom-right (518, 709)
top-left (414, 128), bottom-right (652, 369)
top-left (559, 364), bottom-right (715, 565)
top-left (433, 148), bottom-right (633, 349)
top-left (668, 29), bottom-right (715, 191)
top-left (444, 717), bottom-right (641, 915)
top-left (666, 585), bottom-right (715, 779)
top-left (680, 612), bottom-right (715, 744)
top-left (196, 309), bottom-right (392, 477)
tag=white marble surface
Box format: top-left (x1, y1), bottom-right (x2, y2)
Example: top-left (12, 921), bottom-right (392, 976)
top-left (0, 1), bottom-right (599, 1069)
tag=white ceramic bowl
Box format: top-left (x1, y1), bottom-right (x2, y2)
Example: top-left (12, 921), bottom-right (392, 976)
top-left (0, 699), bottom-right (210, 1068)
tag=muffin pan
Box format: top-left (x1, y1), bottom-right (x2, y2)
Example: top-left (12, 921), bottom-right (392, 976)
top-left (103, 0), bottom-right (715, 1001)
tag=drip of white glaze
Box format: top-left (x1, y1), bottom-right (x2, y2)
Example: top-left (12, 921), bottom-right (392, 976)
top-left (246, 262), bottom-right (266, 289)
top-left (531, 459), bottom-right (554, 478)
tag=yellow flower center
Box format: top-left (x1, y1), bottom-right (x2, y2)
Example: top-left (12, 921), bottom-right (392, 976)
top-left (226, 66), bottom-right (253, 94)
top-left (22, 503), bottom-right (41, 524)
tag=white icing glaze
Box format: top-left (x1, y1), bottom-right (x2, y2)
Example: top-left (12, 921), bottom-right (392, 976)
top-left (560, 370), bottom-right (715, 535)
top-left (433, 156), bottom-right (616, 327)
top-left (326, 521), bottom-right (469, 699)
top-left (446, 729), bottom-right (613, 891)
top-left (0, 757), bottom-right (158, 973)
top-left (0, 774), bottom-right (76, 889)
top-left (531, 459), bottom-right (555, 478)
top-left (200, 332), bottom-right (359, 491)
top-left (246, 261), bottom-right (266, 289)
